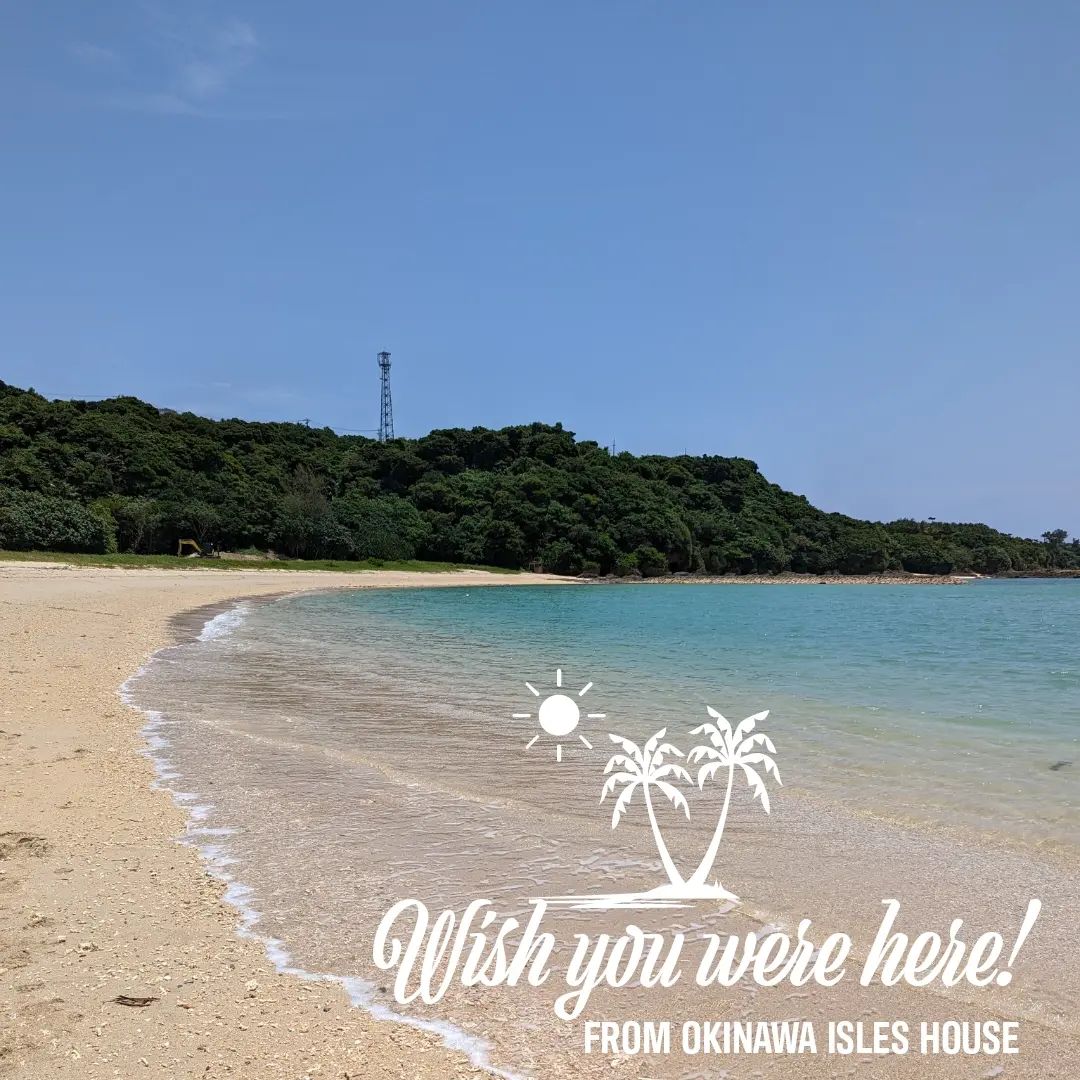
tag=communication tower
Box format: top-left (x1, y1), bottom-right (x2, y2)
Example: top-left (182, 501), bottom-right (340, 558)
top-left (377, 351), bottom-right (394, 442)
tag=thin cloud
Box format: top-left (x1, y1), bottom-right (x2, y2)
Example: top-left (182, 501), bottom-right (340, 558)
top-left (69, 13), bottom-right (261, 118)
top-left (106, 91), bottom-right (202, 116)
top-left (216, 20), bottom-right (258, 53)
top-left (176, 19), bottom-right (258, 102)
top-left (67, 41), bottom-right (119, 66)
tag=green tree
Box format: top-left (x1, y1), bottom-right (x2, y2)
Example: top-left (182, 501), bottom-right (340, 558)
top-left (1042, 529), bottom-right (1069, 568)
top-left (0, 380), bottom-right (1072, 576)
top-left (0, 488), bottom-right (115, 553)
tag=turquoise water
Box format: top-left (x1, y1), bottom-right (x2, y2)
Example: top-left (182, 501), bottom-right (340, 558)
top-left (245, 578), bottom-right (1080, 846)
top-left (127, 579), bottom-right (1080, 1078)
top-left (303, 578), bottom-right (1080, 730)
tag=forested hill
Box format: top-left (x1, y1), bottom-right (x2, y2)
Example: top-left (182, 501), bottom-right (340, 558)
top-left (0, 381), bottom-right (1073, 576)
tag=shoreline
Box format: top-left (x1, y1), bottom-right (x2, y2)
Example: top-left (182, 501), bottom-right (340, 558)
top-left (117, 574), bottom-right (1080, 1077)
top-left (123, 604), bottom-right (525, 1080)
top-left (12, 553), bottom-right (1079, 586)
top-left (595, 571), bottom-right (975, 585)
top-left (0, 562), bottom-right (567, 1079)
top-left (5, 561), bottom-right (1077, 1077)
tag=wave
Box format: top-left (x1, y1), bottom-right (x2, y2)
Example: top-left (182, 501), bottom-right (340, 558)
top-left (197, 601), bottom-right (253, 642)
top-left (119, 600), bottom-right (527, 1080)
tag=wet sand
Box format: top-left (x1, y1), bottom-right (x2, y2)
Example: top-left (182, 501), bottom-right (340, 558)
top-left (133, 636), bottom-right (1080, 1078)
top-left (0, 561), bottom-right (568, 1079)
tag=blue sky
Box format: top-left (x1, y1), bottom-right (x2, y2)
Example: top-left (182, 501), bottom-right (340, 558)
top-left (2, 2), bottom-right (1078, 538)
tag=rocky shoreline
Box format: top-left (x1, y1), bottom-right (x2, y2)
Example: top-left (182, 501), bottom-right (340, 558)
top-left (997, 568), bottom-right (1080, 579)
top-left (587, 571), bottom-right (973, 585)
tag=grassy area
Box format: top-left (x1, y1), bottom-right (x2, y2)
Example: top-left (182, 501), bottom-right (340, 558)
top-left (0, 549), bottom-right (520, 574)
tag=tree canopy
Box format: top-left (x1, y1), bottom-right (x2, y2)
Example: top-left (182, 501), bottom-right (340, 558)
top-left (0, 381), bottom-right (1072, 576)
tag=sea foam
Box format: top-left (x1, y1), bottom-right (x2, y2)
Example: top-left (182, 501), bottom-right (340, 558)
top-left (119, 599), bottom-right (526, 1080)
top-left (197, 601), bottom-right (252, 641)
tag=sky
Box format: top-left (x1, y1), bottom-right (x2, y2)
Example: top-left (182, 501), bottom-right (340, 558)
top-left (2, 2), bottom-right (1078, 539)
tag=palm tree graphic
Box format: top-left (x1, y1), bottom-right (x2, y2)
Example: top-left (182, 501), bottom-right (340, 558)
top-left (600, 729), bottom-right (692, 888)
top-left (578, 707), bottom-right (780, 906)
top-left (685, 707), bottom-right (781, 894)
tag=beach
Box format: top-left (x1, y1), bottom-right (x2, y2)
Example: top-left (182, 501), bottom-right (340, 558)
top-left (4, 563), bottom-right (1079, 1079)
top-left (0, 561), bottom-right (567, 1079)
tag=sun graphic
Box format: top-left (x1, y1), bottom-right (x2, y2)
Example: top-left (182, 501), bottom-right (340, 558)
top-left (513, 669), bottom-right (605, 762)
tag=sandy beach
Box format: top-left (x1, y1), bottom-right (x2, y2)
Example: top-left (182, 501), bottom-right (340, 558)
top-left (0, 562), bottom-right (567, 1079)
top-left (4, 562), bottom-right (1078, 1080)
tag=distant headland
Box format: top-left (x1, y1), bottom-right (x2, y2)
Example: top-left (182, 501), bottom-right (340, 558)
top-left (0, 382), bottom-right (1075, 579)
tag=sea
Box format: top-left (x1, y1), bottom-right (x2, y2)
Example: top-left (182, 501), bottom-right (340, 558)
top-left (124, 580), bottom-right (1080, 1078)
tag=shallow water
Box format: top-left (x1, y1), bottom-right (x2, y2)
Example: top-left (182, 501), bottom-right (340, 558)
top-left (128, 580), bottom-right (1080, 1077)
